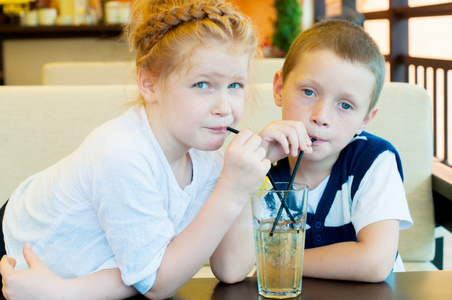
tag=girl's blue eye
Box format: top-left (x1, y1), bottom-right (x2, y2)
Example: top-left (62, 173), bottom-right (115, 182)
top-left (303, 89), bottom-right (315, 97)
top-left (228, 83), bottom-right (242, 89)
top-left (340, 103), bottom-right (352, 110)
top-left (195, 82), bottom-right (208, 89)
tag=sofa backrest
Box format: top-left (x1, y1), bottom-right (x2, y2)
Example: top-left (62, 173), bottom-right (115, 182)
top-left (0, 82), bottom-right (434, 265)
top-left (42, 61), bottom-right (136, 85)
top-left (0, 85), bottom-right (139, 204)
top-left (41, 59), bottom-right (285, 86)
top-left (366, 82), bottom-right (434, 263)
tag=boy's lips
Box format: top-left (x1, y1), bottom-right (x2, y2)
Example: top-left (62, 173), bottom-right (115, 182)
top-left (310, 136), bottom-right (325, 144)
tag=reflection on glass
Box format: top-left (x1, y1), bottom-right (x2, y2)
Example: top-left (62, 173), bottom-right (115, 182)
top-left (409, 16), bottom-right (452, 60)
top-left (363, 19), bottom-right (389, 56)
top-left (409, 0), bottom-right (451, 7)
top-left (356, 0), bottom-right (388, 12)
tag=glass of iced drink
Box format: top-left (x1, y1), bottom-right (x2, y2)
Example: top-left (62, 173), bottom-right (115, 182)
top-left (251, 181), bottom-right (308, 299)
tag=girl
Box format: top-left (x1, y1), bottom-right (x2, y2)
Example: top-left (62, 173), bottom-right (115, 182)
top-left (1, 0), bottom-right (312, 299)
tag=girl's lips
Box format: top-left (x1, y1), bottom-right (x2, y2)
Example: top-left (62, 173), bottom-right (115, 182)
top-left (208, 127), bottom-right (228, 133)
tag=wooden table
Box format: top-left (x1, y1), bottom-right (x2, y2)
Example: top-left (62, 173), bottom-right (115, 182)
top-left (164, 271), bottom-right (451, 300)
top-left (1, 271), bottom-right (450, 299)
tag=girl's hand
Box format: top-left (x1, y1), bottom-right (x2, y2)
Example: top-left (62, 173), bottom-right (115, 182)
top-left (219, 129), bottom-right (271, 204)
top-left (258, 120), bottom-right (313, 163)
top-left (1, 244), bottom-right (65, 300)
top-left (1, 244), bottom-right (137, 300)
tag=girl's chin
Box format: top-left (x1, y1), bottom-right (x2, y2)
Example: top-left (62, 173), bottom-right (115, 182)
top-left (202, 144), bottom-right (224, 151)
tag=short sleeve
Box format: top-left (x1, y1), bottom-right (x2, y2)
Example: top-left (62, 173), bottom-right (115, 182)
top-left (351, 151), bottom-right (413, 234)
top-left (90, 141), bottom-right (175, 293)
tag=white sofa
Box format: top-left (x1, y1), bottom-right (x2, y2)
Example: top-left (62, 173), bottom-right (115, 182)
top-left (41, 59), bottom-right (285, 86)
top-left (42, 61), bottom-right (137, 86)
top-left (0, 82), bottom-right (436, 272)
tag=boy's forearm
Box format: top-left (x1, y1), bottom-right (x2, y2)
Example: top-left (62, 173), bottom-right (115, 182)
top-left (303, 220), bottom-right (399, 283)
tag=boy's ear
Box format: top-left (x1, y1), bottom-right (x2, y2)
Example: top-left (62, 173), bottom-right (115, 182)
top-left (273, 70), bottom-right (284, 107)
top-left (356, 105), bottom-right (379, 135)
top-left (138, 69), bottom-right (159, 104)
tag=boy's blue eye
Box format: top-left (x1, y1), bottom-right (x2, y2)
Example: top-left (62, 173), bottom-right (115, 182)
top-left (340, 103), bottom-right (352, 110)
top-left (303, 89), bottom-right (315, 97)
top-left (194, 82), bottom-right (208, 89)
top-left (228, 83), bottom-right (242, 89)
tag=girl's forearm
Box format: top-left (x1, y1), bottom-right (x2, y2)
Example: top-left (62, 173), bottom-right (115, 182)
top-left (65, 268), bottom-right (137, 300)
top-left (145, 186), bottom-right (249, 299)
top-left (209, 203), bottom-right (255, 283)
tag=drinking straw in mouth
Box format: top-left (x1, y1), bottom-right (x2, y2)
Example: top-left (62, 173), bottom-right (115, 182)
top-left (226, 126), bottom-right (240, 134)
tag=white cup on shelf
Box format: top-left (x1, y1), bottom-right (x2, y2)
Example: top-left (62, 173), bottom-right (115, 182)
top-left (38, 8), bottom-right (58, 26)
top-left (25, 10), bottom-right (39, 26)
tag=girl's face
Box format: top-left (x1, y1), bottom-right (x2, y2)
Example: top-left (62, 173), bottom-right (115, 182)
top-left (273, 49), bottom-right (378, 165)
top-left (142, 44), bottom-right (249, 155)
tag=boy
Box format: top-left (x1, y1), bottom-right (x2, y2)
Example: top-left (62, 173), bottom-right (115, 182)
top-left (263, 19), bottom-right (412, 282)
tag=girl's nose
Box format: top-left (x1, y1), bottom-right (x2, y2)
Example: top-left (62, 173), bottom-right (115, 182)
top-left (212, 94), bottom-right (232, 116)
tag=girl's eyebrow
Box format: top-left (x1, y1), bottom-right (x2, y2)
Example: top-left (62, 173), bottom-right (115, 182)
top-left (196, 72), bottom-right (247, 82)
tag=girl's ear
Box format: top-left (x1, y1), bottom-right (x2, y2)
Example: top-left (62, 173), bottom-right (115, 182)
top-left (356, 105), bottom-right (379, 135)
top-left (273, 70), bottom-right (284, 107)
top-left (138, 69), bottom-right (158, 104)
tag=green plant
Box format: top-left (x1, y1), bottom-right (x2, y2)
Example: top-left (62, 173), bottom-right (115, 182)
top-left (272, 0), bottom-right (302, 56)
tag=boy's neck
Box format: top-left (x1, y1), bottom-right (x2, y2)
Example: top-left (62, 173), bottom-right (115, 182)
top-left (288, 155), bottom-right (337, 190)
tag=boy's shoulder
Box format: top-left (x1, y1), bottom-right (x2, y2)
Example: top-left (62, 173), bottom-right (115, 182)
top-left (338, 132), bottom-right (403, 195)
top-left (346, 131), bottom-right (396, 153)
top-left (340, 131), bottom-right (400, 169)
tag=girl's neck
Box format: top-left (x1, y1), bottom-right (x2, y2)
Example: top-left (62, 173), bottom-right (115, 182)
top-left (145, 104), bottom-right (193, 189)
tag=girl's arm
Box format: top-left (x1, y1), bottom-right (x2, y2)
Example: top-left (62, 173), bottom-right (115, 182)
top-left (0, 128), bottom-right (289, 300)
top-left (303, 219), bottom-right (400, 283)
top-left (209, 203), bottom-right (255, 282)
top-left (0, 244), bottom-right (137, 300)
top-left (143, 129), bottom-right (270, 299)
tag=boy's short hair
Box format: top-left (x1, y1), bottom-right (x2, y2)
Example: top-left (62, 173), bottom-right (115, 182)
top-left (282, 19), bottom-right (386, 111)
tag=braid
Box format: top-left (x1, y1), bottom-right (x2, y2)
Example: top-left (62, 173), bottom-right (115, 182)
top-left (140, 1), bottom-right (243, 53)
top-left (123, 0), bottom-right (258, 105)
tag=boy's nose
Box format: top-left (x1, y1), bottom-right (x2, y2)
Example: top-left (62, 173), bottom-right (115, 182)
top-left (311, 101), bottom-right (329, 127)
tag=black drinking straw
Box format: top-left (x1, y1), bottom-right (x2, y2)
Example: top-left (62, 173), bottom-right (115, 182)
top-left (269, 137), bottom-right (315, 236)
top-left (267, 172), bottom-right (297, 224)
top-left (226, 126), bottom-right (240, 134)
top-left (226, 127), bottom-right (298, 226)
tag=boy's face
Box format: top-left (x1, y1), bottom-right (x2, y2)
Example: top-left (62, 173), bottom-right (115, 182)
top-left (273, 49), bottom-right (378, 164)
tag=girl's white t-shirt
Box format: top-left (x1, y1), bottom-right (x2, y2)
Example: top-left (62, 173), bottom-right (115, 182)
top-left (4, 105), bottom-right (223, 293)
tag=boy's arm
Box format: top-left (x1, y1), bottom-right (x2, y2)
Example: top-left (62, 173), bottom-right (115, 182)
top-left (0, 244), bottom-right (137, 300)
top-left (303, 219), bottom-right (399, 283)
top-left (258, 120), bottom-right (313, 163)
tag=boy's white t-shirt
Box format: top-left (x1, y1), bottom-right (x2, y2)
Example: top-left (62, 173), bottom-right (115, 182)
top-left (3, 105), bottom-right (223, 293)
top-left (307, 150), bottom-right (413, 271)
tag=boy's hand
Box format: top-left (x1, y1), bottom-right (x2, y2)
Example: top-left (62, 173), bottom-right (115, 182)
top-left (259, 120), bottom-right (313, 163)
top-left (219, 129), bottom-right (271, 204)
